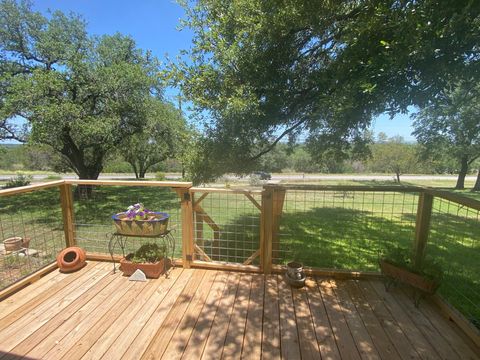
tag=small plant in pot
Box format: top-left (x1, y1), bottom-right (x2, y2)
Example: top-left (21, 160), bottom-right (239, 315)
top-left (120, 243), bottom-right (170, 279)
top-left (380, 247), bottom-right (443, 306)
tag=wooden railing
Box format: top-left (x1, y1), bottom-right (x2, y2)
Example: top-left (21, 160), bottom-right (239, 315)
top-left (1, 180), bottom-right (478, 272)
top-left (1, 179), bottom-right (479, 343)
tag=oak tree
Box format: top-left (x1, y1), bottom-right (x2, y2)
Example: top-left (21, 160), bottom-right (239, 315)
top-left (174, 0), bottom-right (480, 182)
top-left (0, 0), bottom-right (161, 179)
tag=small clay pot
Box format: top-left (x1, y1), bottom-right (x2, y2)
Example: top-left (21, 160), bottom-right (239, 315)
top-left (22, 237), bottom-right (31, 248)
top-left (56, 247), bottom-right (87, 273)
top-left (3, 237), bottom-right (23, 252)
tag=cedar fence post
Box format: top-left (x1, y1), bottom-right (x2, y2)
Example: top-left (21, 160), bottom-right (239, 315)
top-left (59, 183), bottom-right (75, 248)
top-left (178, 188), bottom-right (194, 268)
top-left (413, 191), bottom-right (434, 269)
top-left (260, 186), bottom-right (274, 274)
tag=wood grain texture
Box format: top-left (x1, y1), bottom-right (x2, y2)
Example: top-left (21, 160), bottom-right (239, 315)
top-left (1, 265), bottom-right (478, 360)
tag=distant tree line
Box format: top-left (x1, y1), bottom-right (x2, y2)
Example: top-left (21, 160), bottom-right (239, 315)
top-left (3, 133), bottom-right (479, 189)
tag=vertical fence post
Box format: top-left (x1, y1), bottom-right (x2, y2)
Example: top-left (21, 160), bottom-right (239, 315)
top-left (261, 186), bottom-right (274, 274)
top-left (59, 183), bottom-right (75, 248)
top-left (271, 185), bottom-right (286, 262)
top-left (178, 188), bottom-right (194, 268)
top-left (413, 191), bottom-right (434, 269)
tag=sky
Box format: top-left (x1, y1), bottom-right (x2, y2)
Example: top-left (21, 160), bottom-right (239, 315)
top-left (23, 1), bottom-right (415, 142)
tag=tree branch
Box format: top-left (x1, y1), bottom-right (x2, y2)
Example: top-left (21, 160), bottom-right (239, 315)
top-left (249, 118), bottom-right (306, 160)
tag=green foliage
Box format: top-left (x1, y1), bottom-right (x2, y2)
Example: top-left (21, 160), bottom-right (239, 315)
top-left (103, 156), bottom-right (132, 173)
top-left (155, 172), bottom-right (166, 181)
top-left (3, 173), bottom-right (32, 188)
top-left (0, 0), bottom-right (162, 179)
top-left (0, 145), bottom-right (25, 170)
top-left (258, 144), bottom-right (289, 173)
top-left (121, 100), bottom-right (189, 179)
top-left (382, 247), bottom-right (443, 282)
top-left (128, 243), bottom-right (166, 264)
top-left (413, 80), bottom-right (480, 189)
top-left (174, 0), bottom-right (480, 178)
top-left (367, 137), bottom-right (418, 182)
top-left (44, 174), bottom-right (62, 180)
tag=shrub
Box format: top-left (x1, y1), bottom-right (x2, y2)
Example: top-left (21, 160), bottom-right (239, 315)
top-left (129, 243), bottom-right (166, 263)
top-left (45, 174), bottom-right (62, 180)
top-left (155, 172), bottom-right (166, 181)
top-left (4, 173), bottom-right (33, 189)
top-left (249, 174), bottom-right (262, 186)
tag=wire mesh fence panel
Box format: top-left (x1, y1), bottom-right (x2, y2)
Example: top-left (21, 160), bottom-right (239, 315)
top-left (427, 197), bottom-right (480, 329)
top-left (193, 191), bottom-right (261, 265)
top-left (73, 185), bottom-right (182, 259)
top-left (274, 189), bottom-right (420, 271)
top-left (0, 188), bottom-right (65, 290)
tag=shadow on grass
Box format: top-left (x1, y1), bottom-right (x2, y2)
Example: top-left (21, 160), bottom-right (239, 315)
top-left (196, 214), bottom-right (261, 265)
top-left (427, 211), bottom-right (480, 326)
top-left (0, 188), bottom-right (62, 227)
top-left (275, 207), bottom-right (416, 271)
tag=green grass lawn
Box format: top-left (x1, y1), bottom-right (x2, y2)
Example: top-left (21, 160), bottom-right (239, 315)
top-left (0, 180), bottom-right (478, 328)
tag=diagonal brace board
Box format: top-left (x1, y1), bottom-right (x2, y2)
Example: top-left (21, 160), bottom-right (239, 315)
top-left (194, 244), bottom-right (213, 262)
top-left (193, 204), bottom-right (221, 232)
top-left (243, 249), bottom-right (260, 265)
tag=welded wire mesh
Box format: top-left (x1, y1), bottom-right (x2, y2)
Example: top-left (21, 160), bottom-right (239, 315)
top-left (427, 197), bottom-right (480, 329)
top-left (0, 188), bottom-right (65, 290)
top-left (73, 185), bottom-right (182, 259)
top-left (192, 191), bottom-right (261, 264)
top-left (274, 189), bottom-right (420, 271)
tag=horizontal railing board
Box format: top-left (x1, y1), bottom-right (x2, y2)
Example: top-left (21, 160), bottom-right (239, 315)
top-left (423, 187), bottom-right (480, 211)
top-left (432, 294), bottom-right (480, 348)
top-left (190, 187), bottom-right (263, 194)
top-left (0, 180), bottom-right (65, 197)
top-left (191, 260), bottom-right (261, 273)
top-left (276, 184), bottom-right (423, 192)
top-left (271, 264), bottom-right (383, 279)
top-left (65, 179), bottom-right (192, 188)
top-left (0, 262), bottom-right (58, 300)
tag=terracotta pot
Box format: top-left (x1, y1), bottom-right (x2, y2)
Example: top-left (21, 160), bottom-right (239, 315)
top-left (22, 237), bottom-right (31, 248)
top-left (56, 247), bottom-right (87, 273)
top-left (3, 237), bottom-right (23, 252)
top-left (112, 212), bottom-right (169, 236)
top-left (379, 259), bottom-right (439, 294)
top-left (120, 256), bottom-right (171, 279)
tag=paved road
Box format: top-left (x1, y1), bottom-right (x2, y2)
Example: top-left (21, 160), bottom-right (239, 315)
top-left (0, 173), bottom-right (476, 182)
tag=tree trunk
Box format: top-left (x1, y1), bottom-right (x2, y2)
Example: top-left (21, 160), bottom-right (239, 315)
top-left (139, 169), bottom-right (146, 179)
top-left (395, 171), bottom-right (401, 183)
top-left (473, 170), bottom-right (480, 191)
top-left (75, 167), bottom-right (102, 198)
top-left (455, 156), bottom-right (469, 190)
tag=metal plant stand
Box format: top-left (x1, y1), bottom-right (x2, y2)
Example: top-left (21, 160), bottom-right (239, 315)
top-left (107, 229), bottom-right (176, 274)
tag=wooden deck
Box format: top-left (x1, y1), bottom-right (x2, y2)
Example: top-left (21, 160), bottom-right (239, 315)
top-left (0, 261), bottom-right (478, 360)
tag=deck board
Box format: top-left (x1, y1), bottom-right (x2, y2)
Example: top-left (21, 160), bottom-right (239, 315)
top-left (0, 262), bottom-right (478, 360)
top-left (368, 280), bottom-right (441, 360)
top-left (333, 279), bottom-right (380, 359)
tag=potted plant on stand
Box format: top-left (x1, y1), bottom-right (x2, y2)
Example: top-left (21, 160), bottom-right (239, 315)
top-left (110, 203), bottom-right (173, 277)
top-left (380, 247), bottom-right (443, 306)
top-left (112, 203), bottom-right (169, 236)
top-left (120, 243), bottom-right (171, 279)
